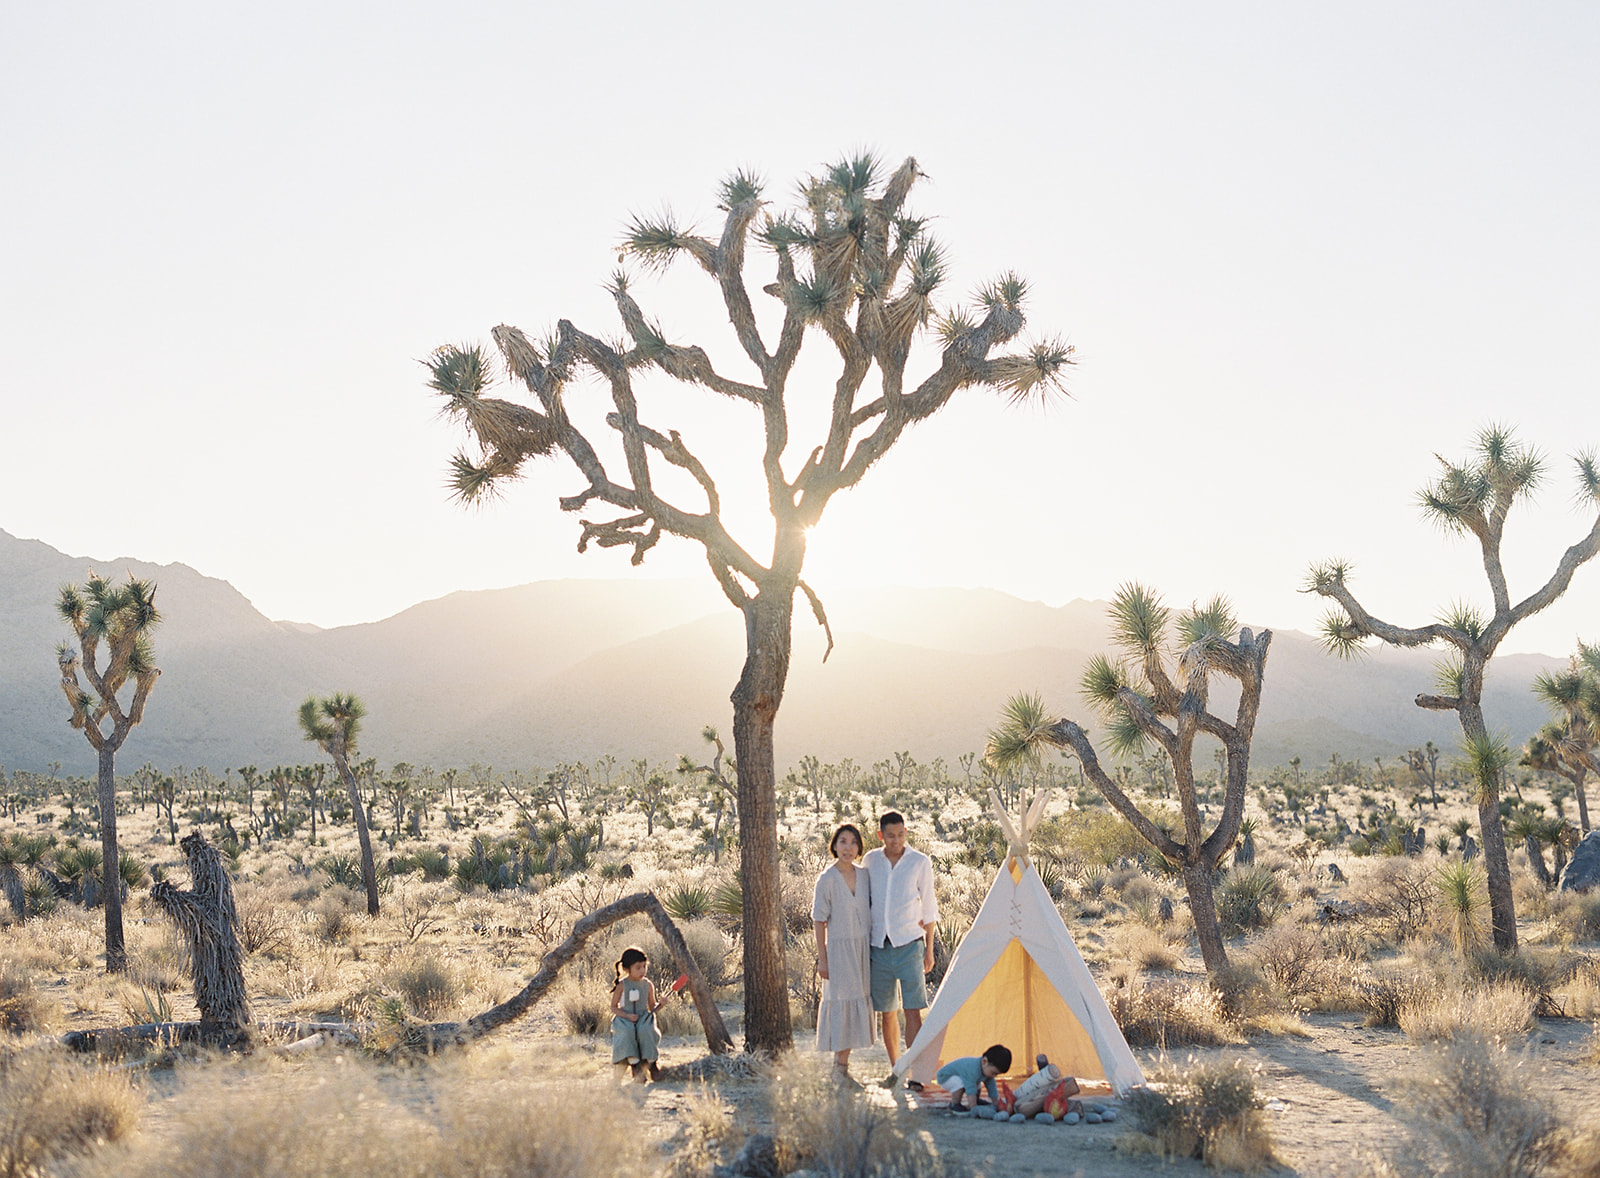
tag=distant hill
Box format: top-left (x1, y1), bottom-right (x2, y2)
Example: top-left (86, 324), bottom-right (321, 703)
top-left (0, 528), bottom-right (1564, 776)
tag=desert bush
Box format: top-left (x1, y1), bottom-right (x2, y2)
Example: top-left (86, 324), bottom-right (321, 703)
top-left (1034, 808), bottom-right (1176, 872)
top-left (665, 883), bottom-right (711, 922)
top-left (310, 890), bottom-right (357, 943)
top-left (561, 986), bottom-right (610, 1036)
top-left (1356, 858), bottom-right (1434, 945)
top-left (1400, 983), bottom-right (1536, 1045)
top-left (234, 886), bottom-right (294, 956)
top-left (1209, 959), bottom-right (1282, 1023)
top-left (1360, 969), bottom-right (1432, 1028)
top-left (767, 1056), bottom-right (968, 1178)
top-left (1125, 1056), bottom-right (1274, 1171)
top-left (386, 952), bottom-right (461, 1019)
top-left (0, 961), bottom-right (55, 1034)
top-left (1107, 978), bottom-right (1237, 1048)
top-left (1376, 1031), bottom-right (1567, 1178)
top-left (1250, 924), bottom-right (1330, 996)
top-left (668, 1084), bottom-right (739, 1178)
top-left (1551, 891), bottom-right (1600, 943)
top-left (1216, 866), bottom-right (1285, 934)
top-left (1467, 947), bottom-right (1585, 1019)
top-left (0, 1047), bottom-right (138, 1175)
top-left (1436, 862), bottom-right (1489, 955)
top-left (1111, 923), bottom-right (1180, 971)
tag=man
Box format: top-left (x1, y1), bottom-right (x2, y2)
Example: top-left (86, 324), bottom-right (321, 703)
top-left (862, 810), bottom-right (938, 1082)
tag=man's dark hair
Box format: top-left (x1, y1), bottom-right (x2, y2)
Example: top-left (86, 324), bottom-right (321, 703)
top-left (982, 1044), bottom-right (1013, 1074)
top-left (879, 811), bottom-right (905, 831)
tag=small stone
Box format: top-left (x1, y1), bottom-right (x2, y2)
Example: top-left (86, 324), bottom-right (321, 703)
top-left (1063, 1112), bottom-right (1080, 1125)
top-left (1100, 1110), bottom-right (1117, 1122)
top-left (1085, 1113), bottom-right (1102, 1124)
top-left (1035, 1113), bottom-right (1055, 1124)
top-left (1091, 1103), bottom-right (1107, 1115)
top-left (974, 1106), bottom-right (996, 1119)
top-left (1009, 1113), bottom-right (1027, 1123)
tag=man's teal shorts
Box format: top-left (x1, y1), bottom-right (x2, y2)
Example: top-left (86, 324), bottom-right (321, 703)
top-left (869, 940), bottom-right (927, 1012)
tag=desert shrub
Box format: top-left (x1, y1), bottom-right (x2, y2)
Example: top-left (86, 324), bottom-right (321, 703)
top-left (668, 1084), bottom-right (740, 1178)
top-left (234, 886), bottom-right (294, 956)
top-left (1249, 924), bottom-right (1330, 996)
top-left (310, 890), bottom-right (357, 943)
top-left (767, 1056), bottom-right (968, 1178)
top-left (1107, 978), bottom-right (1237, 1048)
top-left (1435, 862), bottom-right (1490, 955)
top-left (1360, 969), bottom-right (1432, 1028)
top-left (1111, 923), bottom-right (1180, 971)
top-left (1216, 866), bottom-right (1285, 934)
top-left (1034, 809), bottom-right (1170, 872)
top-left (0, 961), bottom-right (55, 1034)
top-left (1551, 891), bottom-right (1600, 943)
top-left (561, 986), bottom-right (610, 1036)
top-left (1356, 858), bottom-right (1434, 945)
top-left (1400, 983), bottom-right (1536, 1045)
top-left (387, 952), bottom-right (461, 1018)
top-left (1467, 947), bottom-right (1585, 1019)
top-left (0, 1047), bottom-right (138, 1175)
top-left (318, 854), bottom-right (364, 889)
top-left (1125, 1056), bottom-right (1274, 1171)
top-left (1209, 959), bottom-right (1282, 1023)
top-left (1376, 1032), bottom-right (1566, 1178)
top-left (665, 883), bottom-right (711, 922)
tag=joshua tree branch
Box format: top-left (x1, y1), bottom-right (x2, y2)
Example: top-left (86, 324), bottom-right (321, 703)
top-left (1313, 579), bottom-right (1463, 649)
top-left (1043, 719), bottom-right (1184, 863)
top-left (1416, 693), bottom-right (1464, 711)
top-left (796, 579), bottom-right (834, 662)
top-left (1507, 513), bottom-right (1600, 628)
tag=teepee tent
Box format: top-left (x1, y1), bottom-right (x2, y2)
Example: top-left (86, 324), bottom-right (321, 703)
top-left (893, 790), bottom-right (1145, 1096)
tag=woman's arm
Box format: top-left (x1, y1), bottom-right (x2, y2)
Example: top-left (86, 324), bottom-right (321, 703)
top-left (814, 920), bottom-right (829, 980)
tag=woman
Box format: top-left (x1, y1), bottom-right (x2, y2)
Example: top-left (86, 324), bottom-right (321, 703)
top-left (812, 823), bottom-right (875, 1075)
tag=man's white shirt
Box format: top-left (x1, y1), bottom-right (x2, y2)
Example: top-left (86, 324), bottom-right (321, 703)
top-left (862, 845), bottom-right (939, 948)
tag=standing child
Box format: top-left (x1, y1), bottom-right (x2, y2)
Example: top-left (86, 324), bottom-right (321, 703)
top-left (611, 946), bottom-right (668, 1081)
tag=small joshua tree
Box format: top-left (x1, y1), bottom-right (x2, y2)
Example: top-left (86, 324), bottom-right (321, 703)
top-left (988, 585), bottom-right (1272, 972)
top-left (1525, 642), bottom-right (1599, 833)
top-left (150, 832), bottom-right (250, 1034)
top-left (299, 693), bottom-right (380, 915)
top-left (1307, 426), bottom-right (1600, 952)
top-left (55, 572), bottom-right (161, 973)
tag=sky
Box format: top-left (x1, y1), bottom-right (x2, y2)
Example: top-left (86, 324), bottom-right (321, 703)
top-left (2, 3), bottom-right (1598, 655)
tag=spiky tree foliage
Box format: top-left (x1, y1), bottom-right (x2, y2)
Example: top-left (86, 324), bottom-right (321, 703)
top-left (426, 153), bottom-right (1071, 1053)
top-left (1525, 643), bottom-right (1600, 832)
top-left (298, 693), bottom-right (379, 915)
top-left (55, 571), bottom-right (161, 972)
top-left (1307, 426), bottom-right (1600, 953)
top-left (987, 584), bottom-right (1272, 972)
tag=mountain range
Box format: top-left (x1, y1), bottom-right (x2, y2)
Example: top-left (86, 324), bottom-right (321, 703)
top-left (0, 528), bottom-right (1565, 778)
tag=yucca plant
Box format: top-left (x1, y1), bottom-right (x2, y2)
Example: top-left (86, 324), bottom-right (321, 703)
top-left (665, 884), bottom-right (712, 922)
top-left (1437, 861), bottom-right (1488, 955)
top-left (54, 571), bottom-right (160, 972)
top-left (426, 152), bottom-right (1074, 1053)
top-left (1308, 425), bottom-right (1600, 954)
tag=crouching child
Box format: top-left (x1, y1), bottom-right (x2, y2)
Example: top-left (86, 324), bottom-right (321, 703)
top-left (938, 1044), bottom-right (1012, 1115)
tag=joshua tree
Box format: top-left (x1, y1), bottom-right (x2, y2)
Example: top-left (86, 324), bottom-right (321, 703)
top-left (1308, 426), bottom-right (1600, 952)
top-left (1405, 741), bottom-right (1444, 809)
top-left (55, 572), bottom-right (161, 972)
top-left (425, 153), bottom-right (1071, 1051)
top-left (680, 725), bottom-right (738, 863)
top-left (298, 694), bottom-right (380, 915)
top-left (1527, 643), bottom-right (1599, 832)
top-left (988, 585), bottom-right (1272, 972)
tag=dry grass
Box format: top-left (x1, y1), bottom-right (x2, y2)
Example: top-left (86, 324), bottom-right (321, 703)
top-left (0, 1046), bottom-right (139, 1176)
top-left (1110, 922), bottom-right (1181, 971)
top-left (70, 1054), bottom-right (654, 1178)
top-left (1106, 976), bottom-right (1240, 1049)
top-left (1124, 1055), bottom-right (1275, 1172)
top-left (1399, 982), bottom-right (1537, 1045)
top-left (386, 951), bottom-right (462, 1018)
top-left (0, 961), bottom-right (56, 1034)
top-left (668, 1084), bottom-right (740, 1178)
top-left (766, 1055), bottom-right (967, 1178)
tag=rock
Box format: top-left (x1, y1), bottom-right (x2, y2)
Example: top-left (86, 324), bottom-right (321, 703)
top-left (1326, 862), bottom-right (1347, 884)
top-left (1085, 1113), bottom-right (1102, 1124)
top-left (974, 1106), bottom-right (996, 1119)
top-left (1158, 896), bottom-right (1174, 923)
top-left (1463, 836), bottom-right (1479, 861)
top-left (1090, 1104), bottom-right (1107, 1114)
top-left (730, 1133), bottom-right (779, 1178)
top-left (1559, 831), bottom-right (1600, 892)
top-left (1036, 1113), bottom-right (1055, 1124)
top-left (1009, 1113), bottom-right (1027, 1123)
top-left (1063, 1112), bottom-right (1080, 1125)
top-left (1101, 1110), bottom-right (1118, 1122)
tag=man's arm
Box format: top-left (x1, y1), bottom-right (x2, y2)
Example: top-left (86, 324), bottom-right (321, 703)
top-left (920, 853), bottom-right (939, 972)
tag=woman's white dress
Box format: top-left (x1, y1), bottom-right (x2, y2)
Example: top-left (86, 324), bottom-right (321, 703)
top-left (811, 863), bottom-right (876, 1053)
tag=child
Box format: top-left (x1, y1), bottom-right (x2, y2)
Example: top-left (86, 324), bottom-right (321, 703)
top-left (937, 1044), bottom-right (1013, 1115)
top-left (610, 946), bottom-right (669, 1081)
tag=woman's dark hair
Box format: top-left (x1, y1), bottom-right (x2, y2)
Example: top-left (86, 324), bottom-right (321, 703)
top-left (614, 945), bottom-right (649, 985)
top-left (983, 1044), bottom-right (1013, 1073)
top-left (829, 823), bottom-right (864, 859)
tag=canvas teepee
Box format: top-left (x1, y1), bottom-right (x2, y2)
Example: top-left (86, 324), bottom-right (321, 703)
top-left (892, 790), bottom-right (1145, 1096)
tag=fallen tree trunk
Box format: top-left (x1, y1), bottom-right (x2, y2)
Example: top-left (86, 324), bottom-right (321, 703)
top-left (64, 890), bottom-right (736, 1057)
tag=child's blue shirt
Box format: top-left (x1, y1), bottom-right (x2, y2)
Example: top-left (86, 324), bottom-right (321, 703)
top-left (935, 1056), bottom-right (998, 1105)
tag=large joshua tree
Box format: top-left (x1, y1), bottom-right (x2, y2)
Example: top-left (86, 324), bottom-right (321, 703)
top-left (424, 153), bottom-right (1072, 1052)
top-left (1308, 426), bottom-right (1600, 953)
top-left (298, 693), bottom-right (380, 916)
top-left (1526, 642), bottom-right (1600, 833)
top-left (56, 572), bottom-right (161, 973)
top-left (988, 586), bottom-right (1271, 972)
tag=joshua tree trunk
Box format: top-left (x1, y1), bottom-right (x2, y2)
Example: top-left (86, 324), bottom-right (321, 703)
top-left (1182, 863), bottom-right (1228, 972)
top-left (333, 752), bottom-right (380, 916)
top-left (97, 744), bottom-right (126, 972)
top-left (731, 586), bottom-right (797, 1053)
top-left (150, 832), bottom-right (250, 1036)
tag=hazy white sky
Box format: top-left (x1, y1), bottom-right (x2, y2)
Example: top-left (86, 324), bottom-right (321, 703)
top-left (3, 2), bottom-right (1597, 655)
